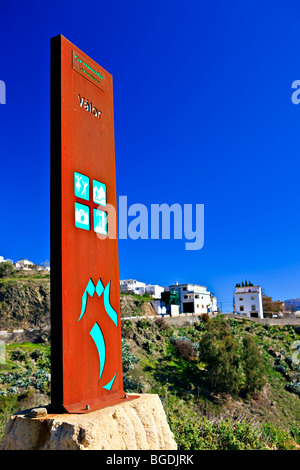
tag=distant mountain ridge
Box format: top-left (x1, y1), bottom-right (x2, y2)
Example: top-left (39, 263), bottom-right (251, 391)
top-left (285, 298), bottom-right (300, 310)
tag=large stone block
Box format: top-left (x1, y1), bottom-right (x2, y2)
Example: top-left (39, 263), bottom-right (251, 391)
top-left (1, 394), bottom-right (177, 450)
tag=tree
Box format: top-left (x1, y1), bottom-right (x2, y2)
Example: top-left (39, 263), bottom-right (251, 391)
top-left (0, 261), bottom-right (15, 278)
top-left (198, 319), bottom-right (242, 396)
top-left (242, 335), bottom-right (266, 394)
top-left (198, 319), bottom-right (266, 397)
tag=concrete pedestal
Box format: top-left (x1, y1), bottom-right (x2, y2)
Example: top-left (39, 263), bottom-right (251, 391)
top-left (1, 394), bottom-right (177, 450)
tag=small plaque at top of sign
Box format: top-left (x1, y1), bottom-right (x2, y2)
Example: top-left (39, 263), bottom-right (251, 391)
top-left (72, 49), bottom-right (106, 92)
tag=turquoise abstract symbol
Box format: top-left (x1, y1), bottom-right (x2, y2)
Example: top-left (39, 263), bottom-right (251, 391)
top-left (78, 277), bottom-right (119, 390)
top-left (78, 279), bottom-right (96, 321)
top-left (103, 372), bottom-right (118, 391)
top-left (93, 180), bottom-right (107, 206)
top-left (103, 281), bottom-right (118, 327)
top-left (74, 172), bottom-right (90, 201)
top-left (89, 323), bottom-right (106, 381)
top-left (75, 202), bottom-right (90, 230)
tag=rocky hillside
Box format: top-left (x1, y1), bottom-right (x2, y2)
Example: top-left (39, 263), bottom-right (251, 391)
top-left (0, 277), bottom-right (50, 331)
top-left (0, 275), bottom-right (155, 333)
top-left (120, 293), bottom-right (156, 318)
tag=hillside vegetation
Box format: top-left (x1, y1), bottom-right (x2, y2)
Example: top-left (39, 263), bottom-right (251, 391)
top-left (0, 274), bottom-right (300, 449)
top-left (121, 315), bottom-right (300, 449)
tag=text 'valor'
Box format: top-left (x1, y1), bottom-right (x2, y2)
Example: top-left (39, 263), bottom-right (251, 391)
top-left (78, 94), bottom-right (102, 119)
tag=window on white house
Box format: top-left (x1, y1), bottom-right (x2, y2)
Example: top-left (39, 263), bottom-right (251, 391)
top-left (252, 305), bottom-right (256, 311)
top-left (240, 306), bottom-right (244, 312)
top-left (239, 297), bottom-right (243, 301)
top-left (195, 295), bottom-right (199, 299)
top-left (251, 296), bottom-right (255, 300)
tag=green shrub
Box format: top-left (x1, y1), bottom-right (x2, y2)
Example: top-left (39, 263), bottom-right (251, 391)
top-left (286, 382), bottom-right (300, 397)
top-left (261, 423), bottom-right (296, 450)
top-left (169, 410), bottom-right (298, 450)
top-left (121, 338), bottom-right (144, 393)
top-left (137, 319), bottom-right (151, 331)
top-left (155, 317), bottom-right (171, 332)
top-left (0, 262), bottom-right (15, 278)
top-left (143, 340), bottom-right (154, 354)
top-left (173, 339), bottom-right (197, 361)
top-left (198, 321), bottom-right (242, 396)
top-left (242, 335), bottom-right (266, 394)
top-left (290, 425), bottom-right (300, 445)
top-left (122, 339), bottom-right (139, 372)
top-left (10, 349), bottom-right (29, 362)
top-left (197, 319), bottom-right (266, 397)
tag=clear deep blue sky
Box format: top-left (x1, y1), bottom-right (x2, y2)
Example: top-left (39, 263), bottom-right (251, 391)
top-left (1, 1), bottom-right (300, 309)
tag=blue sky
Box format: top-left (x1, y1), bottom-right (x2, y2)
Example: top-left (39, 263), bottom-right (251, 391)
top-left (1, 1), bottom-right (300, 309)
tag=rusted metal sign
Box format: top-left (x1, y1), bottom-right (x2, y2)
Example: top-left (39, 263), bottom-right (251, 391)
top-left (50, 35), bottom-right (137, 413)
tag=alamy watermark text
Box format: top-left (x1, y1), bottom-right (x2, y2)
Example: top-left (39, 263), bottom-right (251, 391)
top-left (96, 196), bottom-right (204, 251)
top-left (0, 80), bottom-right (6, 104)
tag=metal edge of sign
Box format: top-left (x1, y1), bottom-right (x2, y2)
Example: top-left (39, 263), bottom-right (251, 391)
top-left (50, 34), bottom-right (65, 413)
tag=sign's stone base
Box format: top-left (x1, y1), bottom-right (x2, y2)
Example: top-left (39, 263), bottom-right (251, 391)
top-left (1, 394), bottom-right (177, 450)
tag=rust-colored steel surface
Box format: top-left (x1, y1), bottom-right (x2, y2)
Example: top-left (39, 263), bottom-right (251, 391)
top-left (50, 35), bottom-right (137, 413)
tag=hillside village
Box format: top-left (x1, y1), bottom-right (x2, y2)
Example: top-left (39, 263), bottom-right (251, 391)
top-left (120, 278), bottom-right (299, 320)
top-left (0, 256), bottom-right (50, 273)
top-left (1, 254), bottom-right (298, 321)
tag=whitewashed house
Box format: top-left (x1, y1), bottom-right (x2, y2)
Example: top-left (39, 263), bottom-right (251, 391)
top-left (120, 279), bottom-right (146, 295)
top-left (234, 285), bottom-right (264, 318)
top-left (151, 299), bottom-right (180, 317)
top-left (169, 283), bottom-right (218, 315)
top-left (0, 256), bottom-right (13, 264)
top-left (15, 259), bottom-right (34, 271)
top-left (120, 279), bottom-right (165, 298)
top-left (210, 294), bottom-right (218, 313)
top-left (35, 265), bottom-right (51, 272)
top-left (151, 299), bottom-right (167, 315)
top-left (145, 284), bottom-right (165, 299)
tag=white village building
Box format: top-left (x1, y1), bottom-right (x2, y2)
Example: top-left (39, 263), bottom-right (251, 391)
top-left (168, 283), bottom-right (218, 315)
top-left (15, 259), bottom-right (34, 271)
top-left (120, 279), bottom-right (146, 295)
top-left (0, 256), bottom-right (13, 264)
top-left (234, 285), bottom-right (264, 318)
top-left (144, 284), bottom-right (165, 299)
top-left (120, 279), bottom-right (164, 298)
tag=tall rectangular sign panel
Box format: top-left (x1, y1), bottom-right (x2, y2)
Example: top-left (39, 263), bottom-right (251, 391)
top-left (50, 35), bottom-right (134, 413)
